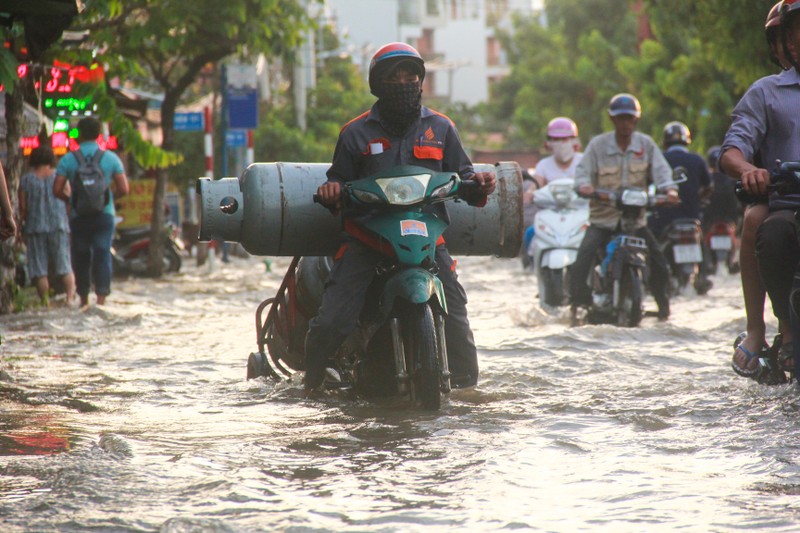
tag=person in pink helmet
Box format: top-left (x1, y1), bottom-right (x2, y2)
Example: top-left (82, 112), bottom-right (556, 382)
top-left (531, 117), bottom-right (583, 189)
top-left (521, 117), bottom-right (583, 267)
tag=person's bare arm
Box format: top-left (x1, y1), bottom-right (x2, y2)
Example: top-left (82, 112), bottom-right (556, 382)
top-left (111, 172), bottom-right (129, 199)
top-left (53, 174), bottom-right (70, 202)
top-left (720, 147), bottom-right (770, 197)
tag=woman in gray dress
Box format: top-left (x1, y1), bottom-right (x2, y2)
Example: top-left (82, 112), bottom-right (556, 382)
top-left (19, 146), bottom-right (76, 306)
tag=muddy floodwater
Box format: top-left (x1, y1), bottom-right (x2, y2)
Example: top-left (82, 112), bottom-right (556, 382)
top-left (2, 254), bottom-right (800, 532)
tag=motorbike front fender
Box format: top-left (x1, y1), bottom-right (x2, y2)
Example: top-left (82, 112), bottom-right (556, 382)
top-left (379, 269), bottom-right (446, 318)
top-left (542, 249), bottom-right (577, 270)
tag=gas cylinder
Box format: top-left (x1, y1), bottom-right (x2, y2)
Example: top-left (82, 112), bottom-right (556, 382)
top-left (197, 161), bottom-right (523, 257)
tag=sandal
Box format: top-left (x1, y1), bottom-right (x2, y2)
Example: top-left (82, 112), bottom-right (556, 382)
top-left (778, 342), bottom-right (795, 373)
top-left (731, 333), bottom-right (769, 379)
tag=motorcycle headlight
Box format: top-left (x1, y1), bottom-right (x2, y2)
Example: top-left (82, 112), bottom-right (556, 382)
top-left (431, 178), bottom-right (456, 199)
top-left (551, 184), bottom-right (572, 208)
top-left (620, 189), bottom-right (648, 207)
top-left (376, 174), bottom-right (431, 205)
top-left (352, 189), bottom-right (383, 204)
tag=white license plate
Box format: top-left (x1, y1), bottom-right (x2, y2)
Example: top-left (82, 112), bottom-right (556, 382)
top-left (710, 235), bottom-right (732, 250)
top-left (673, 243), bottom-right (702, 264)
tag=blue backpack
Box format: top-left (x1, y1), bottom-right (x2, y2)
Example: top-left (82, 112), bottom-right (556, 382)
top-left (72, 149), bottom-right (109, 216)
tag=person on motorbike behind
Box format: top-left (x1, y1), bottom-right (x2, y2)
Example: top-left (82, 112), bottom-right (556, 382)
top-left (721, 0), bottom-right (800, 379)
top-left (648, 121), bottom-right (713, 294)
top-left (307, 42), bottom-right (496, 395)
top-left (522, 117), bottom-right (584, 266)
top-left (702, 146), bottom-right (742, 273)
top-left (570, 93), bottom-right (679, 321)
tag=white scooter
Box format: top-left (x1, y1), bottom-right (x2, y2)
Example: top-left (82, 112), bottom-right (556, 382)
top-left (527, 178), bottom-right (589, 307)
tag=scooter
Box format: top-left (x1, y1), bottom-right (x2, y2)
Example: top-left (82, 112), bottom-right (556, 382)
top-left (112, 222), bottom-right (183, 277)
top-left (704, 219), bottom-right (739, 275)
top-left (527, 178), bottom-right (588, 307)
top-left (657, 218), bottom-right (706, 295)
top-left (246, 165), bottom-right (476, 410)
top-left (575, 186), bottom-right (675, 328)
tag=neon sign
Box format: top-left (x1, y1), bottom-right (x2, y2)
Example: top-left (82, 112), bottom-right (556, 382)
top-left (0, 61), bottom-right (105, 93)
top-left (21, 134), bottom-right (119, 156)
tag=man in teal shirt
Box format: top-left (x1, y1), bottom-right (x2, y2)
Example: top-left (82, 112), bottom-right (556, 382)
top-left (54, 117), bottom-right (129, 306)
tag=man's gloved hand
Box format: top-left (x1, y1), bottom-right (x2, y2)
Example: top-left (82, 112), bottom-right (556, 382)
top-left (473, 171), bottom-right (496, 196)
top-left (316, 181), bottom-right (342, 215)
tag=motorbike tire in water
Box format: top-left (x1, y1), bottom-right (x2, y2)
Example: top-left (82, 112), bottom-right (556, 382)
top-left (617, 267), bottom-right (643, 328)
top-left (404, 303), bottom-right (441, 410)
top-left (541, 267), bottom-right (565, 307)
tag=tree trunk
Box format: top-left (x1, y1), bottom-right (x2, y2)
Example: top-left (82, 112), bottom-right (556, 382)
top-left (0, 85), bottom-right (25, 314)
top-left (146, 91), bottom-right (178, 277)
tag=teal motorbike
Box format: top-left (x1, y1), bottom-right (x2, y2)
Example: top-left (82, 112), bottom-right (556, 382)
top-left (247, 165), bottom-right (477, 410)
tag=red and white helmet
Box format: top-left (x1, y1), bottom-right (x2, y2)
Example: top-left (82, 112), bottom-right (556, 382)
top-left (546, 117), bottom-right (579, 139)
top-left (368, 42), bottom-right (425, 96)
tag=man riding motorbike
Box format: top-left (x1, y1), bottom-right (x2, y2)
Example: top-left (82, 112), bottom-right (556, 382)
top-left (569, 93), bottom-right (679, 321)
top-left (649, 121), bottom-right (713, 294)
top-left (306, 42), bottom-right (496, 394)
top-left (721, 0), bottom-right (800, 379)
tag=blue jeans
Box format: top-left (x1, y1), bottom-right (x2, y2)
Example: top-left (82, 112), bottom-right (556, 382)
top-left (70, 213), bottom-right (115, 298)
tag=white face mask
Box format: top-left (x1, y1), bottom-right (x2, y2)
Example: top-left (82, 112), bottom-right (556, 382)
top-left (549, 139), bottom-right (576, 163)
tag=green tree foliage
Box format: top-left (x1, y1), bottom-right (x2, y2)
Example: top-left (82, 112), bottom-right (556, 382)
top-left (73, 0), bottom-right (308, 276)
top-left (491, 0), bottom-right (775, 156)
top-left (253, 27), bottom-right (373, 163)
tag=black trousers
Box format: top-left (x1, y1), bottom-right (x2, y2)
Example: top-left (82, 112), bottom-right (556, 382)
top-left (305, 239), bottom-right (478, 388)
top-left (756, 209), bottom-right (800, 321)
top-left (569, 224), bottom-right (670, 315)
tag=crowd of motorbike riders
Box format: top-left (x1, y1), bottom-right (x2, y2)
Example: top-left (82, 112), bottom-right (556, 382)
top-left (521, 0), bottom-right (800, 384)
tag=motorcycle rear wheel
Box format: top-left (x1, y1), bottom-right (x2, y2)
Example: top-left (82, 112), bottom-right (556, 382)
top-left (617, 267), bottom-right (643, 327)
top-left (541, 267), bottom-right (565, 307)
top-left (404, 303), bottom-right (441, 410)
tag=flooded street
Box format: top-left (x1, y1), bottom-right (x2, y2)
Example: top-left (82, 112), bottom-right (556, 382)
top-left (2, 254), bottom-right (800, 532)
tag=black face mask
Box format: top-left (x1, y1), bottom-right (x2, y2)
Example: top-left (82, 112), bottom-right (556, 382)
top-left (374, 81), bottom-right (422, 135)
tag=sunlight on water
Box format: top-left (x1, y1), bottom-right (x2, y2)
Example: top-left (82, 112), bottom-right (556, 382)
top-left (2, 255), bottom-right (800, 531)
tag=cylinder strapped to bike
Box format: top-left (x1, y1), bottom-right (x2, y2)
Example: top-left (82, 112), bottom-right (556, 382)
top-left (247, 256), bottom-right (324, 380)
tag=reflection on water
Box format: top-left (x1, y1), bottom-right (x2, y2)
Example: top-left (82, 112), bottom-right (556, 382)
top-left (2, 256), bottom-right (800, 531)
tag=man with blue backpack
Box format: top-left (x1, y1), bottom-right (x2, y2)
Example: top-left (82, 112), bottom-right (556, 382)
top-left (54, 117), bottom-right (129, 307)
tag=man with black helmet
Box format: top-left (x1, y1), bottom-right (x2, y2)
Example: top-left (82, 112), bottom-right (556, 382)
top-left (649, 121), bottom-right (713, 294)
top-left (721, 0), bottom-right (800, 379)
top-left (570, 93), bottom-right (678, 321)
top-left (307, 42), bottom-right (496, 394)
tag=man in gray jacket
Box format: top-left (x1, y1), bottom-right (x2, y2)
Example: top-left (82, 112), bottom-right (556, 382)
top-left (569, 93), bottom-right (678, 320)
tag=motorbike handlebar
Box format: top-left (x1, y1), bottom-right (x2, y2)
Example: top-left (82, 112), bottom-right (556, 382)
top-left (735, 160), bottom-right (800, 204)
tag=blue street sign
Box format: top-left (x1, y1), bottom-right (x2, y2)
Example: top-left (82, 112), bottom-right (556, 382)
top-left (225, 130), bottom-right (247, 147)
top-left (228, 88), bottom-right (258, 130)
top-left (174, 112), bottom-right (204, 131)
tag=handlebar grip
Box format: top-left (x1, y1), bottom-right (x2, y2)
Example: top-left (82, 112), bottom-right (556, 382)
top-left (313, 194), bottom-right (321, 204)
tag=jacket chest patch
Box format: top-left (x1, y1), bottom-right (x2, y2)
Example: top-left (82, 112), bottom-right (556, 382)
top-left (414, 128), bottom-right (443, 160)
